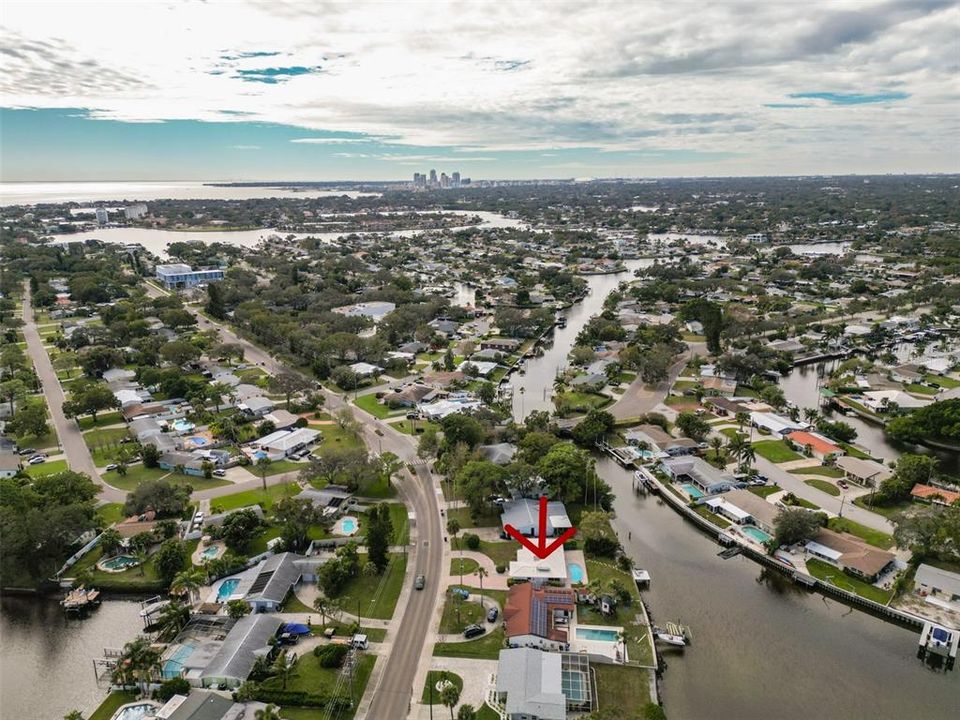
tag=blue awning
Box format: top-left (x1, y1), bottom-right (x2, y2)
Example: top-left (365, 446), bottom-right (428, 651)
top-left (281, 623), bottom-right (311, 636)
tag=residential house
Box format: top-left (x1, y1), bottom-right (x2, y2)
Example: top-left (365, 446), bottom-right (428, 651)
top-left (200, 614), bottom-right (283, 688)
top-left (750, 411), bottom-right (804, 437)
top-left (244, 552), bottom-right (303, 612)
top-left (804, 528), bottom-right (896, 582)
top-left (159, 451), bottom-right (208, 477)
top-left (388, 383), bottom-right (436, 407)
top-left (150, 690), bottom-right (242, 720)
top-left (660, 456), bottom-right (736, 495)
top-left (707, 488), bottom-right (779, 533)
top-left (155, 264), bottom-right (225, 290)
top-left (331, 301), bottom-right (396, 322)
top-left (910, 483), bottom-right (960, 507)
top-left (861, 390), bottom-right (931, 413)
top-left (128, 416), bottom-right (163, 442)
top-left (254, 428), bottom-right (320, 460)
top-left (569, 373), bottom-right (607, 391)
top-left (705, 397), bottom-right (750, 417)
top-left (458, 360), bottom-right (498, 378)
top-left (509, 547), bottom-right (568, 582)
top-left (0, 453), bottom-right (22, 479)
top-left (504, 583), bottom-right (575, 652)
top-left (238, 396), bottom-right (275, 418)
top-left (419, 398), bottom-right (481, 420)
top-left (263, 409), bottom-right (299, 430)
top-left (494, 647), bottom-right (593, 720)
top-left (482, 338), bottom-right (521, 353)
top-left (349, 362), bottom-right (384, 379)
top-left (786, 430), bottom-right (845, 461)
top-left (501, 499), bottom-right (572, 538)
top-left (914, 564), bottom-right (960, 613)
top-left (835, 456), bottom-right (893, 487)
top-left (701, 376), bottom-right (737, 396)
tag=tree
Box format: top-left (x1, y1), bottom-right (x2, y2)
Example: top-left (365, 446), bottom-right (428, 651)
top-left (227, 599), bottom-right (251, 619)
top-left (366, 503), bottom-right (394, 573)
top-left (739, 443), bottom-right (756, 473)
top-left (816, 419), bottom-right (857, 444)
top-left (874, 454), bottom-right (939, 503)
top-left (476, 567), bottom-right (488, 609)
top-left (312, 595), bottom-right (341, 626)
top-left (220, 509), bottom-right (261, 553)
top-left (142, 443), bottom-right (161, 468)
top-left (418, 424), bottom-right (440, 458)
top-left (273, 497), bottom-right (317, 552)
top-left (205, 282), bottom-right (227, 319)
top-left (155, 677), bottom-right (191, 702)
top-left (440, 680), bottom-right (461, 720)
top-left (63, 380), bottom-right (119, 424)
top-left (99, 528), bottom-right (123, 557)
top-left (378, 451), bottom-right (404, 490)
top-left (155, 600), bottom-right (191, 641)
top-left (443, 348), bottom-right (455, 371)
top-left (78, 345), bottom-right (124, 378)
top-left (537, 442), bottom-right (598, 505)
top-left (153, 539), bottom-right (187, 584)
top-left (456, 461), bottom-right (506, 516)
top-left (255, 705), bottom-right (282, 720)
top-left (886, 399), bottom-right (960, 445)
top-left (331, 365), bottom-right (359, 390)
top-left (112, 637), bottom-right (161, 696)
top-left (256, 456), bottom-right (272, 492)
top-left (269, 372), bottom-right (313, 406)
top-left (675, 411), bottom-right (710, 442)
top-left (477, 381), bottom-right (496, 405)
top-left (772, 507), bottom-right (824, 549)
top-left (170, 568), bottom-right (205, 604)
top-left (160, 340), bottom-right (201, 367)
top-left (580, 511), bottom-right (620, 557)
top-left (457, 705), bottom-right (477, 720)
top-left (571, 409), bottom-right (615, 447)
top-left (7, 401), bottom-right (48, 440)
top-left (123, 479), bottom-right (191, 518)
top-left (271, 651), bottom-right (300, 689)
top-left (64, 711), bottom-right (85, 720)
top-left (440, 413), bottom-right (486, 450)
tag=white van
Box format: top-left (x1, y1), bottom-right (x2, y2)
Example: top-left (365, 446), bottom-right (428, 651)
top-left (351, 634), bottom-right (368, 650)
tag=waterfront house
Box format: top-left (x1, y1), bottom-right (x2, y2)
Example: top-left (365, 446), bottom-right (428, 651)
top-left (418, 397), bottom-right (482, 420)
top-left (569, 373), bottom-right (607, 391)
top-left (910, 483), bottom-right (960, 507)
top-left (786, 430), bottom-right (844, 461)
top-left (708, 488), bottom-right (779, 533)
top-left (504, 583), bottom-right (575, 652)
top-left (835, 456), bottom-right (894, 487)
top-left (482, 337), bottom-right (521, 352)
top-left (749, 411), bottom-right (804, 437)
top-left (861, 389), bottom-right (931, 413)
top-left (501, 499), bottom-right (572, 538)
top-left (494, 648), bottom-right (593, 719)
top-left (458, 360), bottom-right (498, 378)
top-left (804, 529), bottom-right (895, 582)
top-left (660, 456), bottom-right (736, 495)
top-left (914, 564), bottom-right (960, 613)
top-left (200, 614), bottom-right (283, 688)
top-left (331, 301), bottom-right (396, 322)
top-left (509, 546), bottom-right (568, 582)
top-left (704, 397), bottom-right (750, 417)
top-left (151, 690), bottom-right (241, 720)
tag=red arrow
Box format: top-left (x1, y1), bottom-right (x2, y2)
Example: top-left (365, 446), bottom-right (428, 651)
top-left (504, 496), bottom-right (577, 560)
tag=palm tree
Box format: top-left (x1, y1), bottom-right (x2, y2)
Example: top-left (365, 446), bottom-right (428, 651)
top-left (734, 411), bottom-right (750, 434)
top-left (254, 705), bottom-right (281, 720)
top-left (271, 651), bottom-right (299, 690)
top-left (64, 711), bottom-right (85, 720)
top-left (256, 456), bottom-right (272, 491)
top-left (708, 436), bottom-right (723, 464)
top-left (156, 601), bottom-right (191, 641)
top-left (170, 568), bottom-right (204, 605)
top-left (447, 518), bottom-right (463, 584)
top-left (313, 595), bottom-right (341, 627)
top-left (440, 681), bottom-right (461, 720)
top-left (113, 637), bottom-right (161, 697)
top-left (476, 567), bottom-right (488, 609)
top-left (552, 375), bottom-right (565, 395)
top-left (803, 407), bottom-right (820, 425)
top-left (133, 546), bottom-right (149, 576)
top-left (727, 434), bottom-right (747, 467)
top-left (739, 443), bottom-right (757, 473)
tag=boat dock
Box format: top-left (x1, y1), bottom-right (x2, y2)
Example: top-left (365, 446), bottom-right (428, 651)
top-left (60, 586), bottom-right (101, 614)
top-left (917, 622), bottom-right (958, 671)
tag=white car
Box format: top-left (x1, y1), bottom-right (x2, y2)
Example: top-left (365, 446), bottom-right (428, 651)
top-left (28, 456), bottom-right (46, 465)
top-left (212, 469), bottom-right (226, 477)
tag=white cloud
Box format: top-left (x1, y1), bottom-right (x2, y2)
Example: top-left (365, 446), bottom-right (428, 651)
top-left (1, 0), bottom-right (958, 171)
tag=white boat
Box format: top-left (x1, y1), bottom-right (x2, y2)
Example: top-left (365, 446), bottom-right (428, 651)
top-left (654, 631), bottom-right (686, 647)
top-left (654, 621), bottom-right (691, 647)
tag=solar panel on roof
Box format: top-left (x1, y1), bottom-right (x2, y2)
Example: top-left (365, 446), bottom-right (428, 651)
top-left (531, 598), bottom-right (548, 638)
top-left (248, 570), bottom-right (275, 595)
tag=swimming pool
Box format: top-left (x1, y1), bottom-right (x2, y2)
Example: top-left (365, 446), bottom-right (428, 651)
top-left (742, 526), bottom-right (773, 544)
top-left (681, 483), bottom-right (704, 499)
top-left (111, 703), bottom-right (157, 720)
top-left (187, 436), bottom-right (208, 446)
top-left (201, 545), bottom-right (220, 560)
top-left (216, 578), bottom-right (240, 602)
top-left (172, 419), bottom-right (195, 433)
top-left (253, 450), bottom-right (268, 460)
top-left (341, 518), bottom-right (357, 533)
top-left (576, 627), bottom-right (620, 642)
top-left (567, 562), bottom-right (585, 583)
top-left (98, 555), bottom-right (140, 572)
top-left (162, 643), bottom-right (196, 678)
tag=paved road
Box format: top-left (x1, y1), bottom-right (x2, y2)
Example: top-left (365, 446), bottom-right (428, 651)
top-left (146, 281), bottom-right (443, 719)
top-left (21, 283), bottom-right (124, 502)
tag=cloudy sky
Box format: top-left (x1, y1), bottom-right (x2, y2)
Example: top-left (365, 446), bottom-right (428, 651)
top-left (1, 0), bottom-right (958, 181)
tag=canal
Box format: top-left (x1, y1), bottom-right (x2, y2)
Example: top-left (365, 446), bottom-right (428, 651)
top-left (597, 457), bottom-right (959, 720)
top-left (0, 595), bottom-right (144, 720)
top-left (509, 259), bottom-right (653, 420)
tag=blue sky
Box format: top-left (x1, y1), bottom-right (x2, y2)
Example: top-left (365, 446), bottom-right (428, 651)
top-left (1, 1), bottom-right (957, 181)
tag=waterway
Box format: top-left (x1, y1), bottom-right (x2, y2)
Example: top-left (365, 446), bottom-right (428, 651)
top-left (508, 258), bottom-right (652, 419)
top-left (0, 596), bottom-right (144, 720)
top-left (597, 457), bottom-right (958, 720)
top-left (0, 181), bottom-right (379, 205)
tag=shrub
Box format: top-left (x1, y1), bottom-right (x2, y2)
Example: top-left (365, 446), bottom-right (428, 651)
top-left (464, 533), bottom-right (480, 550)
top-left (495, 564), bottom-right (506, 574)
top-left (313, 643), bottom-right (349, 668)
top-left (154, 677), bottom-right (190, 702)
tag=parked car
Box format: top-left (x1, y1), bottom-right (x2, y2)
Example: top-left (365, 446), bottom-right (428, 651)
top-left (406, 412), bottom-right (419, 420)
top-left (277, 632), bottom-right (299, 645)
top-left (212, 468), bottom-right (227, 477)
top-left (17, 448), bottom-right (36, 456)
top-left (28, 453), bottom-right (47, 461)
top-left (415, 574), bottom-right (426, 590)
top-left (463, 624), bottom-right (486, 639)
top-left (28, 456), bottom-right (46, 465)
top-left (837, 480), bottom-right (849, 490)
top-left (105, 464), bottom-right (119, 472)
top-left (486, 607), bottom-right (499, 623)
top-left (451, 587), bottom-right (470, 599)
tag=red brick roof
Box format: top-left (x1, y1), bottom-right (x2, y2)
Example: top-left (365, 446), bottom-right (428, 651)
top-left (911, 483), bottom-right (960, 506)
top-left (504, 583), bottom-right (574, 642)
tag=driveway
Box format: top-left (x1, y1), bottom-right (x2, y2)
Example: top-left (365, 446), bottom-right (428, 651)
top-left (608, 345), bottom-right (697, 420)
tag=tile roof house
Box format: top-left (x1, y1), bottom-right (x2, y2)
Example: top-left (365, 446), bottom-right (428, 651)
top-left (786, 431), bottom-right (845, 461)
top-left (911, 483), bottom-right (960, 507)
top-left (504, 583), bottom-right (575, 652)
top-left (805, 528), bottom-right (896, 582)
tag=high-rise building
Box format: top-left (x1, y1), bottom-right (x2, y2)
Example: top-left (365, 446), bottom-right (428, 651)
top-left (95, 207), bottom-right (109, 225)
top-left (452, 172), bottom-right (461, 187)
top-left (124, 203), bottom-right (148, 220)
top-left (440, 172), bottom-right (450, 188)
top-left (429, 169), bottom-right (438, 186)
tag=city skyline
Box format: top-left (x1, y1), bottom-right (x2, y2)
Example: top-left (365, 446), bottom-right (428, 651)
top-left (1, 0), bottom-right (958, 181)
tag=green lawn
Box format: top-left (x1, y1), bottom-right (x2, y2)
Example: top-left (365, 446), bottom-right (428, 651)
top-left (354, 393), bottom-right (403, 419)
top-left (211, 482), bottom-right (300, 512)
top-left (69, 546), bottom-right (165, 592)
top-left (447, 505), bottom-right (501, 529)
top-left (804, 478), bottom-right (841, 496)
top-left (101, 465), bottom-right (175, 491)
top-left (336, 554), bottom-right (407, 619)
top-left (438, 592), bottom-right (488, 634)
top-left (89, 691), bottom-right (137, 720)
top-left (805, 558), bottom-right (893, 604)
top-left (433, 626), bottom-right (505, 659)
top-left (241, 459), bottom-right (303, 478)
top-left (312, 622), bottom-right (388, 644)
top-left (752, 439), bottom-right (803, 463)
top-left (96, 502), bottom-right (125, 527)
top-left (263, 653), bottom-right (376, 720)
top-left (693, 504), bottom-right (731, 528)
top-left (838, 442), bottom-right (874, 460)
top-left (555, 391), bottom-right (612, 416)
top-left (356, 474), bottom-right (397, 499)
top-left (593, 665), bottom-right (652, 714)
top-left (452, 538), bottom-right (516, 569)
top-left (790, 465), bottom-right (845, 478)
top-left (387, 503), bottom-right (410, 544)
top-left (390, 418), bottom-right (440, 436)
top-left (904, 383), bottom-right (938, 396)
top-left (827, 517), bottom-right (895, 549)
top-left (782, 494), bottom-right (819, 510)
top-left (77, 411), bottom-right (124, 430)
top-left (281, 593), bottom-right (316, 615)
top-left (450, 557), bottom-right (480, 576)
top-left (851, 496), bottom-right (911, 519)
top-left (748, 484), bottom-right (782, 499)
top-left (14, 428), bottom-right (60, 451)
top-left (926, 373), bottom-right (960, 389)
top-left (24, 458), bottom-right (68, 477)
top-left (475, 705), bottom-right (501, 720)
top-left (246, 525), bottom-right (283, 557)
top-left (421, 671), bottom-right (464, 704)
top-left (311, 422), bottom-right (364, 451)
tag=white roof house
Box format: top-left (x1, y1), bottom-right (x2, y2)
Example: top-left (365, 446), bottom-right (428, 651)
top-left (861, 390), bottom-right (931, 412)
top-left (495, 648), bottom-right (567, 720)
top-left (458, 360), bottom-right (498, 377)
top-left (332, 301), bottom-right (396, 322)
top-left (508, 546), bottom-right (567, 582)
top-left (349, 362), bottom-right (384, 378)
top-left (915, 564), bottom-right (960, 611)
top-left (419, 398), bottom-right (482, 420)
top-left (749, 411), bottom-right (804, 436)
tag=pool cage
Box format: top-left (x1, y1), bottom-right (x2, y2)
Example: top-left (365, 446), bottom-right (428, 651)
top-left (561, 652), bottom-right (594, 713)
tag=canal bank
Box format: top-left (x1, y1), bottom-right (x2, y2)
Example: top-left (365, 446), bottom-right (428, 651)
top-left (596, 457), bottom-right (958, 719)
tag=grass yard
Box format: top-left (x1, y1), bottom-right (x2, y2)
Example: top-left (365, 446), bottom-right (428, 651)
top-left (241, 459), bottom-right (304, 478)
top-left (25, 458), bottom-right (68, 477)
top-left (693, 504), bottom-right (732, 528)
top-left (336, 554), bottom-right (407, 619)
top-left (433, 626), bottom-right (505, 660)
top-left (593, 665), bottom-right (652, 714)
top-left (838, 443), bottom-right (874, 460)
top-left (752, 439), bottom-right (803, 463)
top-left (904, 383), bottom-right (938, 396)
top-left (101, 465), bottom-right (175, 491)
top-left (312, 422), bottom-right (364, 451)
top-left (450, 557), bottom-right (480, 576)
top-left (452, 538), bottom-right (516, 569)
top-left (555, 391), bottom-right (612, 416)
top-left (926, 373), bottom-right (960, 389)
top-left (782, 494), bottom-right (819, 510)
top-left (804, 478), bottom-right (841, 496)
top-left (84, 427), bottom-right (135, 464)
top-left (96, 502), bottom-right (125, 526)
top-left (89, 692), bottom-right (137, 720)
top-left (211, 482), bottom-right (300, 512)
top-left (263, 653), bottom-right (376, 720)
top-left (14, 428), bottom-right (59, 451)
top-left (805, 558), bottom-right (893, 605)
top-left (69, 546), bottom-right (165, 592)
top-left (312, 622), bottom-right (388, 644)
top-left (387, 503), bottom-right (410, 544)
top-left (438, 592), bottom-right (487, 634)
top-left (852, 496), bottom-right (911, 519)
top-left (790, 465), bottom-right (845, 478)
top-left (827, 517), bottom-right (895, 549)
top-left (246, 525), bottom-right (283, 556)
top-left (77, 411), bottom-right (124, 430)
top-left (390, 418), bottom-right (440, 436)
top-left (748, 484), bottom-right (781, 499)
top-left (354, 393), bottom-right (402, 419)
top-left (446, 505), bottom-right (501, 529)
top-left (421, 671), bottom-right (464, 704)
